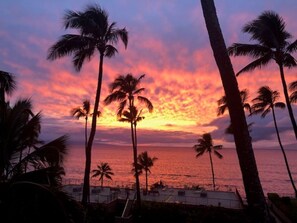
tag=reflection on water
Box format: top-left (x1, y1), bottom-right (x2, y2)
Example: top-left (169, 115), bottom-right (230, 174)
top-left (64, 145), bottom-right (297, 197)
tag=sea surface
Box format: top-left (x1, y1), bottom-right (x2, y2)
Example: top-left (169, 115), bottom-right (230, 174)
top-left (64, 145), bottom-right (297, 198)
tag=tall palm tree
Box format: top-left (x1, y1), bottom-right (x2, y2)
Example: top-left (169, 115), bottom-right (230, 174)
top-left (228, 11), bottom-right (297, 140)
top-left (104, 74), bottom-right (153, 209)
top-left (200, 0), bottom-right (269, 219)
top-left (217, 89), bottom-right (252, 134)
top-left (71, 100), bottom-right (101, 150)
top-left (118, 106), bottom-right (144, 208)
top-left (289, 80), bottom-right (297, 103)
top-left (47, 4), bottom-right (128, 204)
top-left (193, 133), bottom-right (222, 190)
top-left (137, 151), bottom-right (158, 194)
top-left (91, 162), bottom-right (114, 187)
top-left (251, 86), bottom-right (297, 197)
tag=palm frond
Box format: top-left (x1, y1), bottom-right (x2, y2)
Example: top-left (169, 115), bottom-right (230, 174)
top-left (71, 107), bottom-right (84, 119)
top-left (11, 166), bottom-right (65, 187)
top-left (236, 54), bottom-right (273, 76)
top-left (261, 108), bottom-right (271, 118)
top-left (274, 102), bottom-right (286, 109)
top-left (20, 135), bottom-right (68, 169)
top-left (290, 92), bottom-right (297, 103)
top-left (47, 34), bottom-right (84, 60)
top-left (104, 91), bottom-right (126, 105)
top-left (114, 28), bottom-right (128, 49)
top-left (104, 45), bottom-right (118, 58)
top-left (133, 87), bottom-right (145, 95)
top-left (228, 43), bottom-right (270, 57)
top-left (242, 11), bottom-right (291, 48)
top-left (289, 81), bottom-right (297, 91)
top-left (214, 150), bottom-right (223, 159)
top-left (287, 40), bottom-right (297, 53)
top-left (0, 70), bottom-right (17, 95)
top-left (73, 46), bottom-right (96, 71)
top-left (282, 53), bottom-right (297, 68)
top-left (137, 96), bottom-right (153, 112)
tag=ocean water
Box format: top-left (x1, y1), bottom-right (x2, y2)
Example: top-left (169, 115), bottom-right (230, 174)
top-left (63, 145), bottom-right (297, 197)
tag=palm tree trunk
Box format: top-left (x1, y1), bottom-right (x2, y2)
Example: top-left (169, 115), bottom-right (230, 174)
top-left (101, 177), bottom-right (103, 188)
top-left (278, 64), bottom-right (297, 140)
top-left (131, 120), bottom-right (141, 209)
top-left (85, 117), bottom-right (88, 150)
top-left (208, 152), bottom-right (215, 190)
top-left (200, 1), bottom-right (270, 221)
top-left (145, 170), bottom-right (148, 194)
top-left (272, 107), bottom-right (297, 197)
top-left (82, 53), bottom-right (104, 205)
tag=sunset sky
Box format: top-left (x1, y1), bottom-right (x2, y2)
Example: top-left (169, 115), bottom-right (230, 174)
top-left (1, 0), bottom-right (297, 148)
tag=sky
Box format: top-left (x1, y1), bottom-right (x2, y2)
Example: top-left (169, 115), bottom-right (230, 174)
top-left (1, 0), bottom-right (297, 148)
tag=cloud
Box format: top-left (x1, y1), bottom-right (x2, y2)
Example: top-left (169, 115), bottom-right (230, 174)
top-left (1, 0), bottom-right (297, 147)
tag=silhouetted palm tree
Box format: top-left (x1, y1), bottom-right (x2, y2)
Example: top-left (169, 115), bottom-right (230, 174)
top-left (104, 74), bottom-right (153, 209)
top-left (251, 86), bottom-right (297, 197)
top-left (0, 98), bottom-right (68, 182)
top-left (0, 70), bottom-right (16, 105)
top-left (0, 80), bottom-right (84, 221)
top-left (217, 89), bottom-right (252, 134)
top-left (200, 1), bottom-right (269, 219)
top-left (289, 80), bottom-right (297, 103)
top-left (47, 4), bottom-right (128, 204)
top-left (193, 133), bottom-right (222, 190)
top-left (91, 162), bottom-right (114, 187)
top-left (118, 106), bottom-right (144, 208)
top-left (137, 151), bottom-right (158, 194)
top-left (228, 11), bottom-right (297, 140)
top-left (71, 100), bottom-right (100, 150)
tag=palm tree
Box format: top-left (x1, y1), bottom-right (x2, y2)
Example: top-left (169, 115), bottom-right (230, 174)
top-left (0, 80), bottom-right (84, 222)
top-left (104, 74), bottom-right (153, 209)
top-left (0, 70), bottom-right (16, 105)
top-left (217, 89), bottom-right (251, 116)
top-left (200, 0), bottom-right (269, 219)
top-left (217, 89), bottom-right (252, 134)
top-left (251, 86), bottom-right (297, 197)
top-left (228, 11), bottom-right (297, 140)
top-left (0, 70), bottom-right (16, 101)
top-left (71, 100), bottom-right (100, 150)
top-left (47, 4), bottom-right (128, 204)
top-left (0, 98), bottom-right (68, 182)
top-left (193, 133), bottom-right (222, 190)
top-left (91, 162), bottom-right (114, 187)
top-left (137, 151), bottom-right (158, 194)
top-left (289, 80), bottom-right (297, 103)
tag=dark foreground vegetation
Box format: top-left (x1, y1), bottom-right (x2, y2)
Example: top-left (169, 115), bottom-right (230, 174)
top-left (87, 200), bottom-right (254, 223)
top-left (268, 193), bottom-right (297, 222)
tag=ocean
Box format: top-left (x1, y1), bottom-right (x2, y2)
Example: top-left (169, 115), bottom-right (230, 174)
top-left (63, 145), bottom-right (297, 198)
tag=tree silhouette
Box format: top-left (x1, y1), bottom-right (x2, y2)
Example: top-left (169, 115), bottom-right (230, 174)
top-left (104, 74), bottom-right (153, 209)
top-left (137, 151), bottom-right (158, 194)
top-left (0, 70), bottom-right (16, 106)
top-left (71, 100), bottom-right (100, 150)
top-left (217, 89), bottom-right (252, 134)
top-left (91, 162), bottom-right (114, 187)
top-left (289, 80), bottom-right (297, 103)
top-left (47, 4), bottom-right (128, 204)
top-left (200, 0), bottom-right (269, 219)
top-left (251, 86), bottom-right (297, 197)
top-left (193, 133), bottom-right (222, 190)
top-left (228, 11), bottom-right (297, 140)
